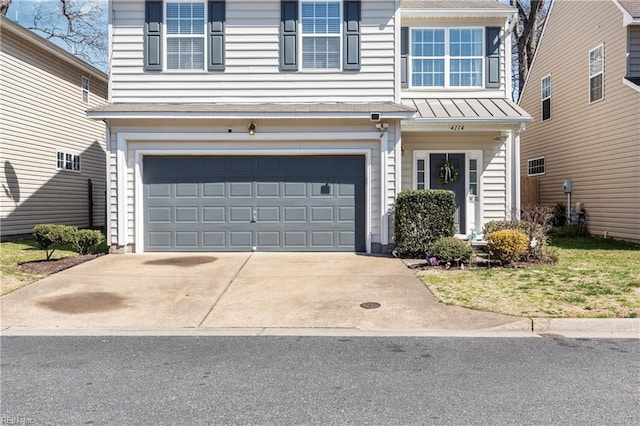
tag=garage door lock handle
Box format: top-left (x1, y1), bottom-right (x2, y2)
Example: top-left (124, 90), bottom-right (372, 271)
top-left (252, 210), bottom-right (257, 223)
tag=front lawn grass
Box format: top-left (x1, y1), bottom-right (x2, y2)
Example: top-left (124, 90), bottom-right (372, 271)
top-left (0, 239), bottom-right (77, 296)
top-left (419, 236), bottom-right (640, 318)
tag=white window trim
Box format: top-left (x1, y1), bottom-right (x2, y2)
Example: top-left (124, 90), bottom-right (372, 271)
top-left (541, 74), bottom-right (551, 121)
top-left (527, 157), bottom-right (545, 177)
top-left (299, 0), bottom-right (343, 72)
top-left (163, 0), bottom-right (208, 72)
top-left (81, 76), bottom-right (89, 103)
top-left (57, 151), bottom-right (82, 173)
top-left (409, 27), bottom-right (485, 89)
top-left (589, 44), bottom-right (604, 104)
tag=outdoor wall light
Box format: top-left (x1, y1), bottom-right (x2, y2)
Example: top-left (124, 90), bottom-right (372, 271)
top-left (248, 122), bottom-right (256, 136)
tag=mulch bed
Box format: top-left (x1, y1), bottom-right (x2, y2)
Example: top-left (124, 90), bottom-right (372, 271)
top-left (17, 255), bottom-right (100, 275)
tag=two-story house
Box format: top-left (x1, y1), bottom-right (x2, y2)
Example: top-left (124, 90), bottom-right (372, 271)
top-left (519, 0), bottom-right (640, 243)
top-left (89, 0), bottom-right (531, 253)
top-left (0, 15), bottom-right (108, 238)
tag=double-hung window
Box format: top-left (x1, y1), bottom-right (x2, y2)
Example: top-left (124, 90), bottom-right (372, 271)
top-left (301, 0), bottom-right (341, 70)
top-left (541, 75), bottom-right (551, 121)
top-left (81, 76), bottom-right (89, 103)
top-left (411, 28), bottom-right (483, 88)
top-left (57, 152), bottom-right (81, 172)
top-left (527, 157), bottom-right (545, 176)
top-left (589, 44), bottom-right (604, 103)
top-left (166, 1), bottom-right (206, 70)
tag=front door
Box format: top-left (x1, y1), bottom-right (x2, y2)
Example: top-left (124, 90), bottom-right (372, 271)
top-left (429, 153), bottom-right (466, 234)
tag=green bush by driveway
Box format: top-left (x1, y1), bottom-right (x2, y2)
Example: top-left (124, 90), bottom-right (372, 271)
top-left (419, 237), bottom-right (640, 318)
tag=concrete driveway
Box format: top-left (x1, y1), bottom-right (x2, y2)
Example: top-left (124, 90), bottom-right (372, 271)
top-left (0, 253), bottom-right (531, 333)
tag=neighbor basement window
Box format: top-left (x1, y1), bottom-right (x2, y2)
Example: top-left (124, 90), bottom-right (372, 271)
top-left (57, 151), bottom-right (81, 172)
top-left (527, 157), bottom-right (545, 176)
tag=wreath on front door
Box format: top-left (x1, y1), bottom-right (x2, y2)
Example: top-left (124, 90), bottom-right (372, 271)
top-left (437, 161), bottom-right (459, 185)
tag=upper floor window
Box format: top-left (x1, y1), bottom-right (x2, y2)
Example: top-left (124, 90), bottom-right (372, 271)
top-left (411, 28), bottom-right (483, 88)
top-left (166, 1), bottom-right (206, 70)
top-left (589, 44), bottom-right (604, 103)
top-left (301, 0), bottom-right (341, 70)
top-left (81, 76), bottom-right (89, 103)
top-left (541, 75), bottom-right (551, 121)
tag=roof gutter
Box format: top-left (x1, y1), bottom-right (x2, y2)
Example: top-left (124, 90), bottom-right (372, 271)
top-left (86, 111), bottom-right (417, 121)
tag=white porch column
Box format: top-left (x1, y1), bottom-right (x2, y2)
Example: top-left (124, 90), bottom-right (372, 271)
top-left (380, 129), bottom-right (389, 246)
top-left (116, 133), bottom-right (127, 247)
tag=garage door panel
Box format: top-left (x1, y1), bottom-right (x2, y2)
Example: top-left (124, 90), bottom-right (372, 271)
top-left (203, 183), bottom-right (225, 197)
top-left (144, 156), bottom-right (365, 252)
top-left (203, 207), bottom-right (225, 222)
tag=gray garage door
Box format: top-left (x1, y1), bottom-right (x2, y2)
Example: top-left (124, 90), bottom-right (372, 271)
top-left (143, 156), bottom-right (366, 252)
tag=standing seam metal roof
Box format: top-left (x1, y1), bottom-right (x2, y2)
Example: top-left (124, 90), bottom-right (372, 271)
top-left (402, 98), bottom-right (531, 121)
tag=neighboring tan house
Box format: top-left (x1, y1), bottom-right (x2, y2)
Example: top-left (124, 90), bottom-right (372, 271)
top-left (0, 15), bottom-right (108, 238)
top-left (88, 0), bottom-right (530, 253)
top-left (519, 0), bottom-right (640, 243)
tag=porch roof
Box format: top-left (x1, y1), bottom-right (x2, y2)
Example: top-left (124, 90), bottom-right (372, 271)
top-left (87, 102), bottom-right (416, 120)
top-left (401, 97), bottom-right (532, 124)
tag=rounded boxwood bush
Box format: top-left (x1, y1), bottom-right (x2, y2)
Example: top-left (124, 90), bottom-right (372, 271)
top-left (429, 237), bottom-right (473, 264)
top-left (487, 230), bottom-right (529, 264)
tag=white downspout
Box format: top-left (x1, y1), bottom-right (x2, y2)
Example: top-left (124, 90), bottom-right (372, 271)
top-left (380, 129), bottom-right (389, 248)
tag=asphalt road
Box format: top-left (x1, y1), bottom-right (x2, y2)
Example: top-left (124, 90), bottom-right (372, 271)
top-left (1, 336), bottom-right (638, 425)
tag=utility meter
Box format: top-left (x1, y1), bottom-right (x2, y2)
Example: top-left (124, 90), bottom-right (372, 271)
top-left (562, 179), bottom-right (572, 193)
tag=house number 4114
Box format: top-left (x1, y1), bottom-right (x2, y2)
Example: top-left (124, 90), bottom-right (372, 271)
top-left (451, 125), bottom-right (464, 131)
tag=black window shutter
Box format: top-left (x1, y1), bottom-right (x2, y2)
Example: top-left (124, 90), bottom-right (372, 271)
top-left (208, 1), bottom-right (225, 71)
top-left (144, 0), bottom-right (163, 71)
top-left (401, 27), bottom-right (409, 88)
top-left (486, 27), bottom-right (501, 88)
top-left (343, 0), bottom-right (361, 70)
top-left (280, 0), bottom-right (298, 71)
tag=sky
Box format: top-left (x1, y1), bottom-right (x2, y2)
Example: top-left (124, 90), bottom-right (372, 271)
top-left (9, 0), bottom-right (109, 71)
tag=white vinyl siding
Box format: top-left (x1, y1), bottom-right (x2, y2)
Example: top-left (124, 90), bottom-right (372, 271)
top-left (109, 0), bottom-right (395, 103)
top-left (527, 157), bottom-right (545, 176)
top-left (589, 44), bottom-right (604, 103)
top-left (165, 1), bottom-right (206, 70)
top-left (0, 20), bottom-right (107, 237)
top-left (410, 27), bottom-right (483, 88)
top-left (301, 0), bottom-right (341, 70)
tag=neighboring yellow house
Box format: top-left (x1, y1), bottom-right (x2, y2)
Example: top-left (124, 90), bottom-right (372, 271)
top-left (519, 0), bottom-right (640, 243)
top-left (0, 15), bottom-right (108, 237)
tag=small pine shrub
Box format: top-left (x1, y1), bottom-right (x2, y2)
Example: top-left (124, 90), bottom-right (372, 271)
top-left (487, 230), bottom-right (529, 264)
top-left (429, 237), bottom-right (473, 265)
top-left (33, 224), bottom-right (78, 260)
top-left (75, 229), bottom-right (105, 255)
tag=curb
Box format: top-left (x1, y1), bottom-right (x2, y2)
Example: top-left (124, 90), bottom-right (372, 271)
top-left (532, 318), bottom-right (640, 338)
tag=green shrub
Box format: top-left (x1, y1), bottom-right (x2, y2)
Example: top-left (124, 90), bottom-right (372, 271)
top-left (75, 229), bottom-right (105, 255)
top-left (487, 230), bottom-right (529, 264)
top-left (549, 224), bottom-right (590, 238)
top-left (429, 237), bottom-right (473, 265)
top-left (393, 190), bottom-right (456, 257)
top-left (483, 220), bottom-right (547, 261)
top-left (552, 203), bottom-right (567, 227)
top-left (33, 224), bottom-right (77, 260)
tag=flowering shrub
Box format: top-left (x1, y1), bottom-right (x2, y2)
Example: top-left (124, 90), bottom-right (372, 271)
top-left (487, 230), bottom-right (529, 264)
